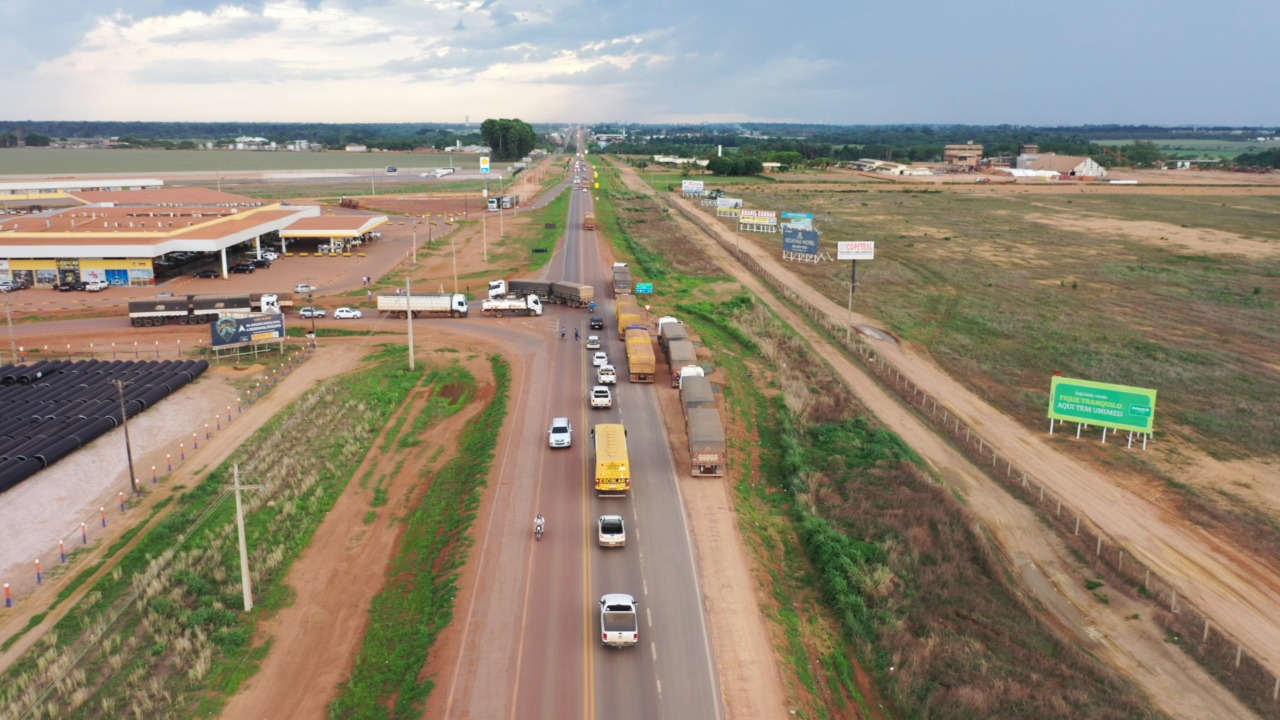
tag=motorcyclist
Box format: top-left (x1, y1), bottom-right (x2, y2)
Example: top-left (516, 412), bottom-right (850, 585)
top-left (535, 514), bottom-right (546, 536)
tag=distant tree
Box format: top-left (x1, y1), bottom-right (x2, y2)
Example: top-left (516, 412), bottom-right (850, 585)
top-left (480, 118), bottom-right (536, 160)
top-left (1124, 140), bottom-right (1164, 168)
top-left (706, 156), bottom-right (762, 176)
top-left (24, 132), bottom-right (51, 147)
top-left (1234, 148), bottom-right (1280, 168)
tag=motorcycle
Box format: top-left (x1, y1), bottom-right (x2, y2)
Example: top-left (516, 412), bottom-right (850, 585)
top-left (535, 522), bottom-right (545, 542)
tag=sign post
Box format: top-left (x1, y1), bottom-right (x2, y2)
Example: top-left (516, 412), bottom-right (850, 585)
top-left (837, 242), bottom-right (875, 340)
top-left (480, 156), bottom-right (490, 263)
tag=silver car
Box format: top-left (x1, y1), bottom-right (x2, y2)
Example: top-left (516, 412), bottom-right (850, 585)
top-left (548, 417), bottom-right (572, 448)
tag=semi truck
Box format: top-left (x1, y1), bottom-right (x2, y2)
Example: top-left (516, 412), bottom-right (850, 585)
top-left (487, 279), bottom-right (594, 308)
top-left (481, 294), bottom-right (543, 317)
top-left (680, 374), bottom-right (715, 411)
top-left (376, 292), bottom-right (469, 318)
top-left (128, 293), bottom-right (282, 327)
top-left (583, 213), bottom-right (596, 230)
top-left (659, 320), bottom-right (689, 354)
top-left (624, 327), bottom-right (656, 382)
top-left (612, 264), bottom-right (632, 297)
top-left (686, 407), bottom-right (727, 477)
top-left (666, 339), bottom-right (698, 387)
top-left (616, 303), bottom-right (644, 340)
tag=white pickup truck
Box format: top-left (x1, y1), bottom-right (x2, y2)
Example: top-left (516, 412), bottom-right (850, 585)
top-left (597, 365), bottom-right (617, 385)
top-left (590, 385), bottom-right (612, 409)
top-left (599, 594), bottom-right (639, 647)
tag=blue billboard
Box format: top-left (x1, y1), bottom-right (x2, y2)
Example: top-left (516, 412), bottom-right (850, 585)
top-left (211, 313), bottom-right (286, 347)
top-left (782, 226), bottom-right (820, 255)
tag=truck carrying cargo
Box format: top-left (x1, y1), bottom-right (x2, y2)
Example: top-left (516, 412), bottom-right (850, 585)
top-left (376, 292), bottom-right (469, 318)
top-left (679, 375), bottom-right (715, 411)
top-left (666, 340), bottom-right (698, 387)
top-left (686, 407), bottom-right (727, 477)
top-left (612, 266), bottom-right (632, 297)
top-left (624, 327), bottom-right (656, 383)
top-left (488, 279), bottom-right (594, 308)
top-left (129, 293), bottom-right (281, 327)
top-left (659, 321), bottom-right (690, 354)
top-left (481, 294), bottom-right (543, 317)
top-left (583, 213), bottom-right (596, 230)
top-left (616, 303), bottom-right (643, 340)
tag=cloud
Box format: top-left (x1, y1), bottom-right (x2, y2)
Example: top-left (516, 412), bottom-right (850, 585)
top-left (152, 14), bottom-right (282, 44)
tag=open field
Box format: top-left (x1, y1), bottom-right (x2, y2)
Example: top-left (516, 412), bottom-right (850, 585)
top-left (1095, 138), bottom-right (1280, 159)
top-left (0, 147), bottom-right (501, 176)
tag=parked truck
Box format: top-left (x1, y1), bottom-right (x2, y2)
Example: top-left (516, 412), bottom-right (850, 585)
top-left (376, 292), bottom-right (469, 319)
top-left (666, 339), bottom-right (698, 387)
top-left (625, 327), bottom-right (656, 383)
top-left (616, 303), bottom-right (644, 340)
top-left (481, 294), bottom-right (543, 317)
top-left (487, 279), bottom-right (594, 308)
top-left (612, 265), bottom-right (632, 297)
top-left (583, 212), bottom-right (596, 230)
top-left (599, 593), bottom-right (640, 647)
top-left (680, 374), bottom-right (715, 411)
top-left (659, 320), bottom-right (690, 355)
top-left (686, 407), bottom-right (727, 477)
top-left (129, 293), bottom-right (281, 327)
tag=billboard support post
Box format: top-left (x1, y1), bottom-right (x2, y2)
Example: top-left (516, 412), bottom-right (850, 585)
top-left (837, 242), bottom-right (875, 341)
top-left (848, 259), bottom-right (857, 341)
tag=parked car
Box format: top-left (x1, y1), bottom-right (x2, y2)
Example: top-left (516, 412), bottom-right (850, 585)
top-left (0, 280), bottom-right (28, 292)
top-left (597, 365), bottom-right (617, 385)
top-left (589, 316), bottom-right (604, 330)
top-left (84, 280), bottom-right (109, 292)
top-left (260, 251), bottom-right (279, 261)
top-left (586, 335), bottom-right (601, 349)
top-left (295, 283), bottom-right (318, 294)
top-left (597, 515), bottom-right (625, 547)
top-left (548, 417), bottom-right (572, 449)
top-left (56, 281), bottom-right (86, 292)
top-left (230, 263), bottom-right (256, 274)
top-left (298, 306), bottom-right (326, 319)
top-left (592, 352), bottom-right (608, 367)
top-left (250, 258), bottom-right (272, 269)
top-left (193, 269), bottom-right (221, 279)
top-left (333, 307), bottom-right (363, 319)
top-left (590, 385), bottom-right (612, 409)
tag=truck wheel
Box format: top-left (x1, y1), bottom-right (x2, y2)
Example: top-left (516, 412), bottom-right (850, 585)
top-left (131, 319), bottom-right (143, 327)
top-left (398, 312), bottom-right (408, 320)
top-left (451, 311), bottom-right (460, 318)
top-left (495, 310), bottom-right (504, 318)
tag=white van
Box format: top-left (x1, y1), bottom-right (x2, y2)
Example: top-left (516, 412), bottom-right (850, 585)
top-left (84, 280), bottom-right (109, 292)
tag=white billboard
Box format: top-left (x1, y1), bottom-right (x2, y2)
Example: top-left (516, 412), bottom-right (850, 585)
top-left (682, 180), bottom-right (705, 194)
top-left (739, 209), bottom-right (778, 226)
top-left (837, 241), bottom-right (875, 260)
top-left (715, 197), bottom-right (743, 209)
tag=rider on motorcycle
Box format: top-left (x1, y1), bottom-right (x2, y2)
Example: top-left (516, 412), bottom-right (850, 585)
top-left (535, 514), bottom-right (546, 535)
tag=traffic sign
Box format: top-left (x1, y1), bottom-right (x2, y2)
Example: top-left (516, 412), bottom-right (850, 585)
top-left (480, 156), bottom-right (490, 174)
top-left (635, 282), bottom-right (654, 294)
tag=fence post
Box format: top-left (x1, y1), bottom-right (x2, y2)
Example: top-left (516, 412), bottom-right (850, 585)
top-left (1074, 517), bottom-right (1080, 535)
top-left (1096, 535), bottom-right (1102, 556)
top-left (1203, 619), bottom-right (1210, 643)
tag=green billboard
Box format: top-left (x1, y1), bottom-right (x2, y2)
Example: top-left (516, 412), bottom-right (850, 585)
top-left (1048, 377), bottom-right (1157, 434)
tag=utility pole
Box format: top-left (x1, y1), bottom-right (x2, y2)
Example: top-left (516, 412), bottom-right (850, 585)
top-left (406, 276), bottom-right (415, 371)
top-left (451, 232), bottom-right (459, 294)
top-left (111, 379), bottom-right (140, 495)
top-left (231, 465), bottom-right (264, 612)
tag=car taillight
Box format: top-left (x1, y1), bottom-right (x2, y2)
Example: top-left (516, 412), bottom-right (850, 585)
top-left (603, 633), bottom-right (608, 642)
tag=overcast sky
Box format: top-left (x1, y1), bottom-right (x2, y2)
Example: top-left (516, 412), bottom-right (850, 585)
top-left (0, 0), bottom-right (1276, 125)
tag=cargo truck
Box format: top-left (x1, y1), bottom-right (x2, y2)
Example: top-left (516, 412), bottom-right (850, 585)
top-left (659, 321), bottom-right (690, 354)
top-left (376, 292), bottom-right (469, 318)
top-left (686, 407), bottom-right (727, 477)
top-left (128, 293), bottom-right (282, 327)
top-left (666, 339), bottom-right (698, 387)
top-left (487, 279), bottom-right (594, 308)
top-left (481, 294), bottom-right (543, 317)
top-left (680, 375), bottom-right (715, 411)
top-left (624, 327), bottom-right (656, 382)
top-left (612, 266), bottom-right (632, 297)
top-left (583, 213), bottom-right (596, 230)
top-left (616, 303), bottom-right (644, 340)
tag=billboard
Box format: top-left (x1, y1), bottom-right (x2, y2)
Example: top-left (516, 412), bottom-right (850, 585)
top-left (211, 313), bottom-right (286, 348)
top-left (782, 212), bottom-right (814, 230)
top-left (782, 226), bottom-right (821, 255)
top-left (837, 241), bottom-right (875, 260)
top-left (739, 209), bottom-right (778, 226)
top-left (1048, 377), bottom-right (1157, 433)
top-left (681, 180), bottom-right (705, 194)
top-left (715, 197), bottom-right (743, 209)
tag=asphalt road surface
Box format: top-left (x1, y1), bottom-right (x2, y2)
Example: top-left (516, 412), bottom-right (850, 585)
top-left (437, 169), bottom-right (723, 719)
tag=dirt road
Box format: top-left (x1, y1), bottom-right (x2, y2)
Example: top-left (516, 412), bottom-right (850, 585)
top-left (612, 162), bottom-right (1262, 719)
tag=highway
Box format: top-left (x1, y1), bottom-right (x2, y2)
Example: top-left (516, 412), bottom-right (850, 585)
top-left (437, 164), bottom-right (723, 719)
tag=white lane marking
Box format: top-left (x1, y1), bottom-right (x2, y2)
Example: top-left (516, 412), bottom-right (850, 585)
top-left (650, 642), bottom-right (657, 662)
top-left (646, 607), bottom-right (653, 627)
top-left (643, 578), bottom-right (649, 596)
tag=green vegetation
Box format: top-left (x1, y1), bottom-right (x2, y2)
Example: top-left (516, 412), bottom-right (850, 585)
top-left (0, 345), bottom-right (423, 718)
top-left (330, 356), bottom-right (509, 719)
top-left (479, 118), bottom-right (536, 160)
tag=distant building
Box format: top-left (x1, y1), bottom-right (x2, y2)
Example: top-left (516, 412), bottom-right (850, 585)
top-left (286, 140), bottom-right (317, 151)
top-left (1017, 153), bottom-right (1107, 178)
top-left (943, 143), bottom-right (983, 168)
top-left (233, 136), bottom-right (272, 150)
top-left (345, 144), bottom-right (368, 153)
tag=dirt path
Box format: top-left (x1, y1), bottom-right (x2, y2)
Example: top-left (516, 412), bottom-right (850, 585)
top-left (612, 162), bottom-right (1261, 719)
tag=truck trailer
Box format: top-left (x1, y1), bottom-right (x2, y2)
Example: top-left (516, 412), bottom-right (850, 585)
top-left (680, 375), bottom-right (715, 411)
top-left (128, 293), bottom-right (281, 327)
top-left (666, 339), bottom-right (698, 387)
top-left (659, 320), bottom-right (689, 354)
top-left (686, 407), bottom-right (727, 477)
top-left (616, 303), bottom-right (644, 340)
top-left (612, 266), bottom-right (632, 297)
top-left (488, 279), bottom-right (594, 308)
top-left (481, 294), bottom-right (543, 317)
top-left (624, 327), bottom-right (656, 383)
top-left (583, 213), bottom-right (596, 230)
top-left (376, 293), bottom-right (469, 318)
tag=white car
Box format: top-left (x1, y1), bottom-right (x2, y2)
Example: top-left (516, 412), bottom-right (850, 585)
top-left (586, 335), bottom-right (601, 349)
top-left (597, 515), bottom-right (625, 547)
top-left (597, 365), bottom-right (617, 385)
top-left (548, 417), bottom-right (572, 448)
top-left (592, 352), bottom-right (608, 367)
top-left (590, 385), bottom-right (612, 409)
top-left (298, 306), bottom-right (326, 319)
top-left (333, 307), bottom-right (363, 319)
top-left (260, 251), bottom-right (279, 261)
top-left (295, 283), bottom-right (318, 294)
top-left (84, 280), bottom-right (109, 292)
